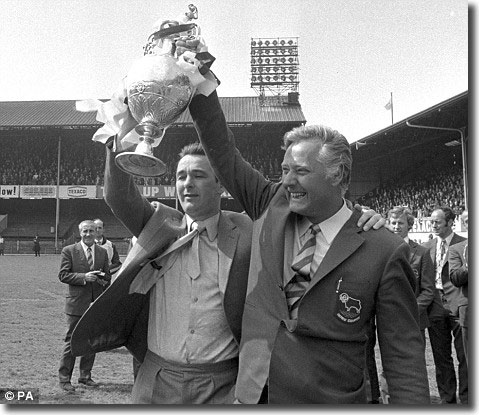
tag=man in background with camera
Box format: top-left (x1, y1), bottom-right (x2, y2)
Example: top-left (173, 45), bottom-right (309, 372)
top-left (58, 219), bottom-right (111, 392)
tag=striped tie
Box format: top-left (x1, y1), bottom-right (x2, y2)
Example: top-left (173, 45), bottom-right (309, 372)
top-left (86, 247), bottom-right (94, 270)
top-left (440, 239), bottom-right (447, 262)
top-left (285, 224), bottom-right (320, 318)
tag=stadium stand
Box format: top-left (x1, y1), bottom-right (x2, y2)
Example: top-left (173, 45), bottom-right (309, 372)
top-left (356, 162), bottom-right (465, 218)
top-left (0, 96), bottom-right (304, 253)
top-left (350, 91), bottom-right (468, 219)
top-left (0, 92), bottom-right (467, 253)
top-left (0, 132), bottom-right (285, 186)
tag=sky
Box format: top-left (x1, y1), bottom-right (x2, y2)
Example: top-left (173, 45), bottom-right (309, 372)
top-left (0, 0), bottom-right (469, 144)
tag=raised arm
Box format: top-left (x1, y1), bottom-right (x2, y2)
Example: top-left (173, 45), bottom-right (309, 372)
top-left (189, 91), bottom-right (281, 220)
top-left (103, 140), bottom-right (155, 237)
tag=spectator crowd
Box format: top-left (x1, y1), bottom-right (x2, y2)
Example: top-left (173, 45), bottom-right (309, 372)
top-left (355, 164), bottom-right (465, 219)
top-left (1, 135), bottom-right (465, 220)
top-left (0, 135), bottom-right (284, 187)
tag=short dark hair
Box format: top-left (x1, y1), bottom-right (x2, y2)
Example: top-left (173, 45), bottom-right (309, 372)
top-left (434, 206), bottom-right (455, 223)
top-left (178, 142), bottom-right (205, 159)
top-left (177, 142), bottom-right (219, 183)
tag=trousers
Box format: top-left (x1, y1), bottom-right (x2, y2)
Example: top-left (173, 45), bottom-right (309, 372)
top-left (131, 349), bottom-right (238, 404)
top-left (58, 314), bottom-right (95, 383)
top-left (428, 311), bottom-right (467, 404)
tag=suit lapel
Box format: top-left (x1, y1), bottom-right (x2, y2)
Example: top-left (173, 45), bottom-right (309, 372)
top-left (217, 213), bottom-right (239, 294)
top-left (427, 239), bottom-right (437, 265)
top-left (445, 233), bottom-right (463, 263)
top-left (282, 213), bottom-right (297, 285)
top-left (91, 244), bottom-right (97, 269)
top-left (306, 211), bottom-right (364, 293)
top-left (92, 244), bottom-right (103, 270)
top-left (408, 240), bottom-right (418, 263)
top-left (270, 195), bottom-right (292, 286)
top-left (121, 207), bottom-right (185, 272)
top-left (75, 242), bottom-right (87, 267)
top-left (450, 233), bottom-right (464, 248)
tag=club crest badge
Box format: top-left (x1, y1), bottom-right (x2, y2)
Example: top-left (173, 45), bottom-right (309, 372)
top-left (336, 292), bottom-right (362, 323)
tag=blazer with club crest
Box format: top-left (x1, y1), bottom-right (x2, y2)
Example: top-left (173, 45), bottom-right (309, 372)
top-left (188, 91), bottom-right (430, 404)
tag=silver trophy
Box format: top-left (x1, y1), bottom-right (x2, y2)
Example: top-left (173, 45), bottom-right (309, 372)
top-left (116, 4), bottom-right (208, 177)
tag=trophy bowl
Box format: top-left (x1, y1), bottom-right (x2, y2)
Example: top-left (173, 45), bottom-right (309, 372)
top-left (115, 53), bottom-right (196, 177)
top-left (115, 7), bottom-right (200, 178)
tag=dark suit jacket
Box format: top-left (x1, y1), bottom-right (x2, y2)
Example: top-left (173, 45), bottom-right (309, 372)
top-left (58, 242), bottom-right (111, 316)
top-left (422, 233), bottom-right (466, 318)
top-left (70, 145), bottom-right (252, 362)
top-left (189, 91), bottom-right (430, 404)
top-left (449, 239), bottom-right (468, 327)
top-left (408, 239), bottom-right (435, 329)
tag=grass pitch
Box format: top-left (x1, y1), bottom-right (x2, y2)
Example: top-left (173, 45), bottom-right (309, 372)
top-left (0, 255), bottom-right (442, 404)
top-left (0, 255), bottom-right (133, 404)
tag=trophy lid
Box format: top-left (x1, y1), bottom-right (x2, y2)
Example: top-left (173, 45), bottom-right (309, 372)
top-left (150, 4), bottom-right (198, 39)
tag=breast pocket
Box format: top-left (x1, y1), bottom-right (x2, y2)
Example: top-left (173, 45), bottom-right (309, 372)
top-left (334, 280), bottom-right (371, 325)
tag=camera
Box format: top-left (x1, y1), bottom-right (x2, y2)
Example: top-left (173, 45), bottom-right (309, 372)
top-left (95, 271), bottom-right (107, 281)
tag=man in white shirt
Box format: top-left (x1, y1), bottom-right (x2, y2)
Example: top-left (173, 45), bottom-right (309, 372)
top-left (97, 142), bottom-right (253, 404)
top-left (422, 206), bottom-right (467, 404)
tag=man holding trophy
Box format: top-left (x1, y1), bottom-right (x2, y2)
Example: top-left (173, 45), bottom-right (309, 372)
top-left (72, 4), bottom-right (385, 404)
top-left (73, 5), bottom-right (253, 404)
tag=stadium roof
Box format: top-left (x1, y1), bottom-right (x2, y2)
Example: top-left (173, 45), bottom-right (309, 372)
top-left (348, 90), bottom-right (468, 201)
top-left (352, 91), bottom-right (468, 165)
top-left (0, 96), bottom-right (306, 130)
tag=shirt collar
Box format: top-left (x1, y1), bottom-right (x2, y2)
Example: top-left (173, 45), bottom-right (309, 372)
top-left (298, 200), bottom-right (352, 245)
top-left (404, 236), bottom-right (410, 244)
top-left (437, 232), bottom-right (454, 247)
top-left (80, 240), bottom-right (94, 252)
top-left (185, 212), bottom-right (220, 242)
top-left (297, 216), bottom-right (312, 240)
top-left (318, 200), bottom-right (353, 244)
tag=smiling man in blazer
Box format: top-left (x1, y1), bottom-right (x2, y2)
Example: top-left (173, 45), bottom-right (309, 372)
top-left (58, 219), bottom-right (110, 391)
top-left (187, 90), bottom-right (430, 404)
